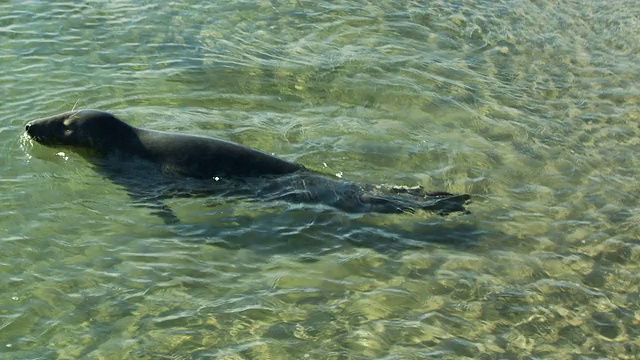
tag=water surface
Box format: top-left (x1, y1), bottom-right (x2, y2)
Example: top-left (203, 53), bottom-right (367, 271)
top-left (1, 0), bottom-right (639, 358)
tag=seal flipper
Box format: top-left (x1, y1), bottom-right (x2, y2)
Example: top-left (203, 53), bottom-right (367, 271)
top-left (387, 185), bottom-right (458, 199)
top-left (146, 202), bottom-right (180, 224)
top-left (420, 194), bottom-right (471, 215)
top-left (128, 196), bottom-right (180, 224)
top-left (357, 183), bottom-right (470, 215)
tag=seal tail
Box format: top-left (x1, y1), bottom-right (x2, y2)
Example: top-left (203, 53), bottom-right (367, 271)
top-left (357, 191), bottom-right (471, 215)
top-left (418, 193), bottom-right (471, 215)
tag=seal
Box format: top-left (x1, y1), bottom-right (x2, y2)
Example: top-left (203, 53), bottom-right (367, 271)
top-left (26, 110), bottom-right (470, 222)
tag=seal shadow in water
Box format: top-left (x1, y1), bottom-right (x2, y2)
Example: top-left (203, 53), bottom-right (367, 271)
top-left (176, 207), bottom-right (483, 256)
top-left (24, 110), bottom-right (471, 225)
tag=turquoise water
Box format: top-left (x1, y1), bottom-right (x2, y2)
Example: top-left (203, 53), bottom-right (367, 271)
top-left (2, 0), bottom-right (639, 358)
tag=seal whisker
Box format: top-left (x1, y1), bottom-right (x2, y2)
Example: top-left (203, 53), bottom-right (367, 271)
top-left (71, 99), bottom-right (81, 111)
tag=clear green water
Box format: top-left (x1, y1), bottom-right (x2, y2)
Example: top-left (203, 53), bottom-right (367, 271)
top-left (1, 0), bottom-right (639, 358)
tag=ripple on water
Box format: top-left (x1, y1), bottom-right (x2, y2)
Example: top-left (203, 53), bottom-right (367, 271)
top-left (2, 0), bottom-right (640, 358)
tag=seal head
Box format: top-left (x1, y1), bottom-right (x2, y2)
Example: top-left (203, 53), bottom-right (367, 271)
top-left (25, 110), bottom-right (138, 154)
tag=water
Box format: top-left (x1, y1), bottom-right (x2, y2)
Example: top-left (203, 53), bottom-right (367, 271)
top-left (1, 0), bottom-right (639, 358)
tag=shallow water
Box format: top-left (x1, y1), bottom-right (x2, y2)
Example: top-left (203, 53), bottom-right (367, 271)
top-left (1, 0), bottom-right (639, 358)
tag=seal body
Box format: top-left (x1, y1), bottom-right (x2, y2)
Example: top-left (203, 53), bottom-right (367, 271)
top-left (25, 110), bottom-right (303, 178)
top-left (25, 110), bottom-right (470, 221)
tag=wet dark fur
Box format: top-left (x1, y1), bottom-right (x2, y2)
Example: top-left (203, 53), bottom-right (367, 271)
top-left (25, 110), bottom-right (470, 223)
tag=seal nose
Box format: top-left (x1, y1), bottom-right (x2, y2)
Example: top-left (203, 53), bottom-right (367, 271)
top-left (25, 122), bottom-right (38, 137)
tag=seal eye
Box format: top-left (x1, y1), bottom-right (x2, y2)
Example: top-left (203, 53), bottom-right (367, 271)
top-left (63, 117), bottom-right (76, 136)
